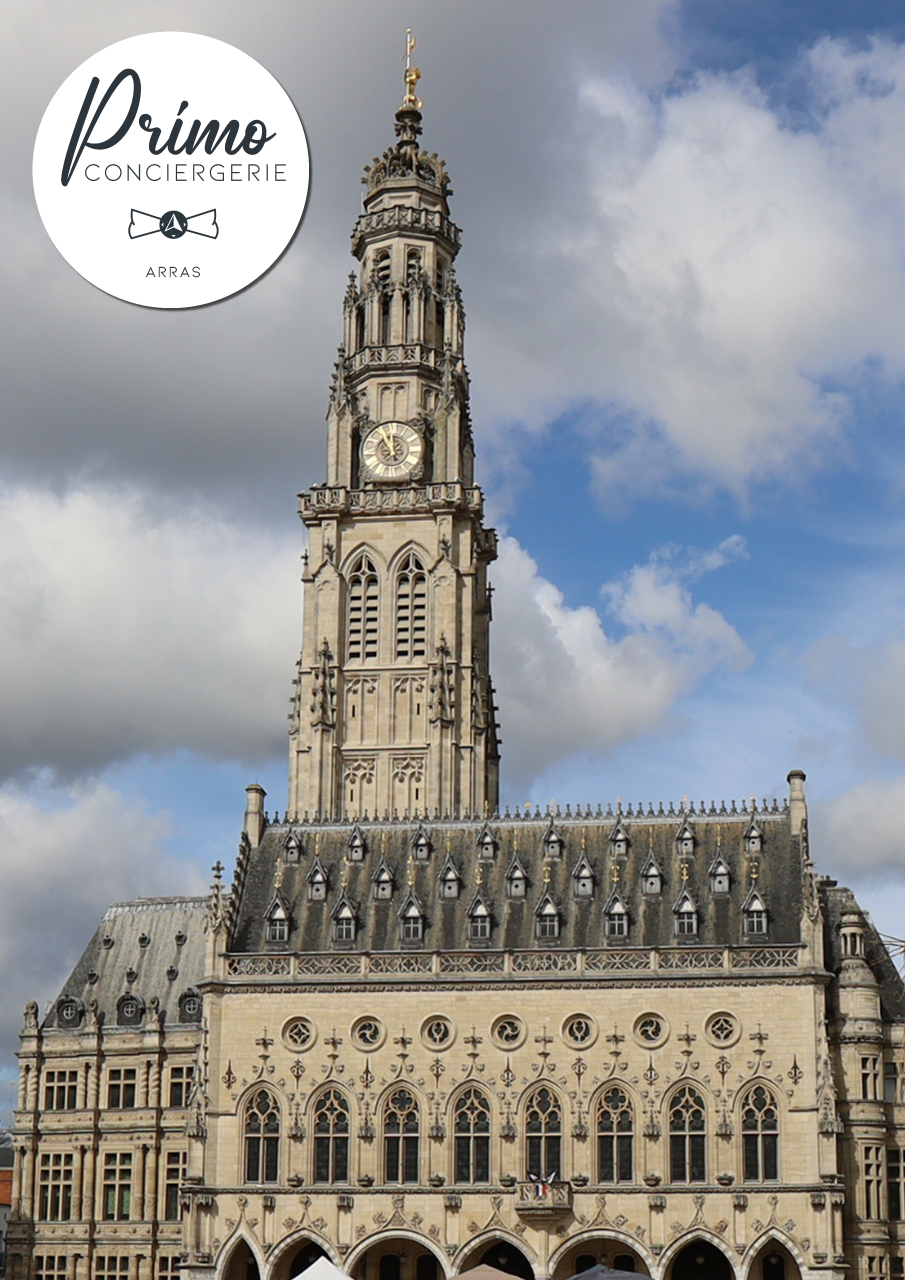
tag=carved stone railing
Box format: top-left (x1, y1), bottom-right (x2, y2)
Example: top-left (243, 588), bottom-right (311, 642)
top-left (515, 1180), bottom-right (572, 1219)
top-left (223, 945), bottom-right (803, 981)
top-left (344, 343), bottom-right (448, 377)
top-left (351, 206), bottom-right (461, 254)
top-left (299, 483), bottom-right (483, 521)
top-left (658, 950), bottom-right (724, 970)
top-left (732, 947), bottom-right (799, 969)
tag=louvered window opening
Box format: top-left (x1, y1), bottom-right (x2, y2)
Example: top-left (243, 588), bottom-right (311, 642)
top-left (348, 557), bottom-right (379, 661)
top-left (396, 555), bottom-right (427, 659)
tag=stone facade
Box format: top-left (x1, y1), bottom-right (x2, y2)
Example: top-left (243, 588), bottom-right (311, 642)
top-left (8, 72), bottom-right (905, 1280)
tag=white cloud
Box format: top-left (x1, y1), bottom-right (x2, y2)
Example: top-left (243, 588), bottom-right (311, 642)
top-left (475, 38), bottom-right (905, 498)
top-left (0, 485), bottom-right (299, 779)
top-left (491, 535), bottom-right (751, 787)
top-left (0, 780), bottom-right (197, 1066)
top-left (811, 773), bottom-right (905, 876)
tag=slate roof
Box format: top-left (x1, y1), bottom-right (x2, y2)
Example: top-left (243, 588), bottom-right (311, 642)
top-left (43, 897), bottom-right (208, 1031)
top-left (228, 807), bottom-right (804, 954)
top-left (820, 881), bottom-right (905, 1019)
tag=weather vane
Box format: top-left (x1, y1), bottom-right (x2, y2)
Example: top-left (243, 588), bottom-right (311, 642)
top-left (403, 30), bottom-right (422, 109)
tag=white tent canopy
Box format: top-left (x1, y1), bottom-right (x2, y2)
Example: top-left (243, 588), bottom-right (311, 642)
top-left (291, 1257), bottom-right (353, 1280)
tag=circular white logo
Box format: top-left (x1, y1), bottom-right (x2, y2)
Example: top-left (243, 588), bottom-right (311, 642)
top-left (33, 32), bottom-right (309, 308)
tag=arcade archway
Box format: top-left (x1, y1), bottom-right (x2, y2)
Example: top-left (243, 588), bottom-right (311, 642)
top-left (351, 1236), bottom-right (444, 1280)
top-left (457, 1239), bottom-right (534, 1280)
top-left (271, 1239), bottom-right (330, 1280)
top-left (748, 1240), bottom-right (801, 1280)
top-left (552, 1239), bottom-right (649, 1277)
top-left (669, 1239), bottom-right (733, 1280)
top-left (222, 1240), bottom-right (260, 1280)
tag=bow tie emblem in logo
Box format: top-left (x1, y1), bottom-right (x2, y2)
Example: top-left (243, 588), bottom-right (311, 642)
top-left (128, 209), bottom-right (219, 240)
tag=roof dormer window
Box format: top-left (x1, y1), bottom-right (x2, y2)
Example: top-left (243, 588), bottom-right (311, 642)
top-left (307, 858), bottom-right (328, 902)
top-left (610, 822), bottom-right (630, 857)
top-left (506, 857), bottom-right (528, 899)
top-left (674, 891), bottom-right (698, 937)
top-left (372, 860), bottom-right (394, 901)
top-left (400, 895), bottom-right (425, 944)
top-left (572, 855), bottom-right (594, 899)
top-left (535, 894), bottom-right (560, 940)
top-left (675, 821), bottom-right (695, 857)
top-left (604, 893), bottom-right (628, 939)
top-left (412, 826), bottom-right (432, 860)
top-left (709, 857), bottom-right (731, 896)
top-left (468, 896), bottom-right (491, 942)
top-left (439, 858), bottom-right (461, 900)
top-left (347, 825), bottom-right (367, 861)
top-left (743, 890), bottom-right (768, 937)
top-left (543, 822), bottom-right (564, 860)
top-left (477, 826), bottom-right (496, 859)
top-left (332, 899), bottom-right (357, 944)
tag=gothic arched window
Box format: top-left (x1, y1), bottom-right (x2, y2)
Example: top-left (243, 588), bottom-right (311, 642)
top-left (454, 1087), bottom-right (491, 1184)
top-left (597, 1086), bottom-right (633, 1183)
top-left (244, 1089), bottom-right (280, 1184)
top-left (395, 553), bottom-right (428, 660)
top-left (313, 1089), bottom-right (350, 1183)
top-left (525, 1087), bottom-right (562, 1178)
top-left (742, 1085), bottom-right (778, 1181)
top-left (347, 555), bottom-right (379, 663)
top-left (384, 1088), bottom-right (420, 1184)
top-left (669, 1086), bottom-right (706, 1183)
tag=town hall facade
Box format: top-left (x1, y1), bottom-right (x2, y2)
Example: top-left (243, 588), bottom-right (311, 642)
top-left (8, 65), bottom-right (905, 1280)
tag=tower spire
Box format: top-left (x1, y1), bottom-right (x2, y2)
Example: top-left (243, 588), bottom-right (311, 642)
top-left (289, 58), bottom-right (499, 822)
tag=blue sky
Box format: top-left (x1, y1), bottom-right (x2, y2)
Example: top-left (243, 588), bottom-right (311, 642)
top-left (3, 0), bottom-right (905, 1085)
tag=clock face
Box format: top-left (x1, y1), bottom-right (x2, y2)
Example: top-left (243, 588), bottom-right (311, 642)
top-left (361, 421), bottom-right (424, 482)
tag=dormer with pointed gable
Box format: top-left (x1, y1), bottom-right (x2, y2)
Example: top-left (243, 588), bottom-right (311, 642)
top-left (398, 890), bottom-right (426, 944)
top-left (411, 824), bottom-right (432, 860)
top-left (283, 828), bottom-right (303, 864)
top-left (673, 887), bottom-right (698, 937)
top-left (477, 824), bottom-right (497, 860)
top-left (571, 854), bottom-right (595, 899)
top-left (534, 891), bottom-right (561, 940)
top-left (543, 819), bottom-right (565, 860)
top-left (467, 892), bottom-right (492, 943)
top-left (603, 890), bottom-right (629, 939)
top-left (265, 890), bottom-right (291, 944)
top-left (609, 821), bottom-right (630, 857)
top-left (641, 850), bottom-right (664, 897)
top-left (506, 855), bottom-right (529, 900)
top-left (347, 825), bottom-right (368, 861)
top-left (439, 854), bottom-right (462, 900)
top-left (742, 887), bottom-right (768, 937)
top-left (306, 857), bottom-right (329, 902)
top-left (372, 858), bottom-right (395, 901)
top-left (675, 819), bottom-right (696, 856)
top-left (744, 817), bottom-right (763, 855)
top-left (709, 854), bottom-right (731, 896)
top-left (331, 892), bottom-right (358, 944)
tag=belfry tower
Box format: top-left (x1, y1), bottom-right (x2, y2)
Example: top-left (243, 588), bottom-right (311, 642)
top-left (288, 58), bottom-right (499, 821)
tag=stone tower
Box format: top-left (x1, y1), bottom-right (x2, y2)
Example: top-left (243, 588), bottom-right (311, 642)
top-left (288, 72), bottom-right (499, 822)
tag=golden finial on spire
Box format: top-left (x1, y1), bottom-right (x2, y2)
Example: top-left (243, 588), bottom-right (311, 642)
top-left (716, 824), bottom-right (721, 848)
top-left (408, 856), bottom-right (415, 888)
top-left (543, 864), bottom-right (551, 886)
top-left (476, 862), bottom-right (483, 887)
top-left (581, 828), bottom-right (586, 851)
top-left (341, 865), bottom-right (348, 890)
top-left (402, 30), bottom-right (422, 109)
top-left (681, 861), bottom-right (689, 882)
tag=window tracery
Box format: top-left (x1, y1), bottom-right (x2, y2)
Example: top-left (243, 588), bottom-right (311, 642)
top-left (526, 1087), bottom-right (562, 1178)
top-left (741, 1085), bottom-right (778, 1181)
top-left (244, 1089), bottom-right (280, 1184)
top-left (597, 1086), bottom-right (634, 1183)
top-left (454, 1087), bottom-right (491, 1184)
top-left (384, 1088), bottom-right (420, 1183)
top-left (313, 1089), bottom-right (350, 1183)
top-left (669, 1086), bottom-right (706, 1183)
